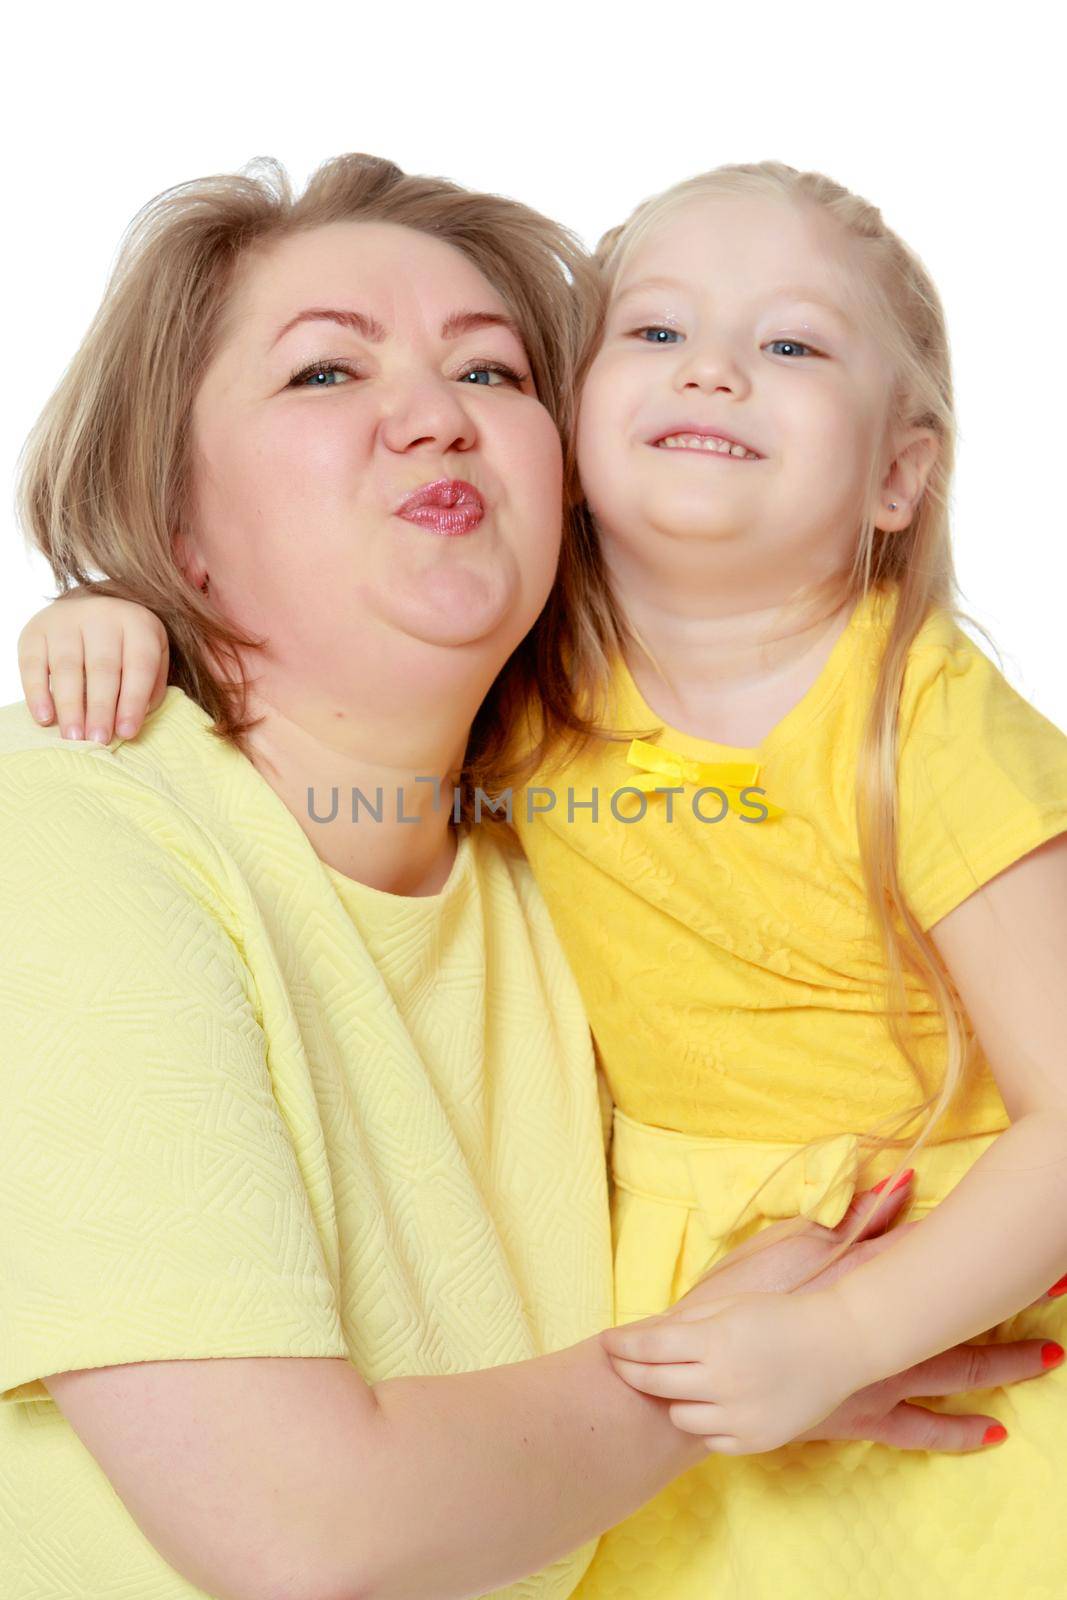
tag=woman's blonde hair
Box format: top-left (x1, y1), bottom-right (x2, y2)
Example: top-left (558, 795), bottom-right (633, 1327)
top-left (16, 152), bottom-right (604, 818)
top-left (536, 161), bottom-right (992, 1288)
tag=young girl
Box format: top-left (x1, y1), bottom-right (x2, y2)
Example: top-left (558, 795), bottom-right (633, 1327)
top-left (18, 163), bottom-right (1067, 1597)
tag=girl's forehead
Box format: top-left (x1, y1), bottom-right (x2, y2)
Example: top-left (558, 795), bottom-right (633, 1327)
top-left (613, 194), bottom-right (860, 309)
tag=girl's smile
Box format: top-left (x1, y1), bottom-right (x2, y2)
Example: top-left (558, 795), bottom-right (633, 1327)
top-left (650, 428), bottom-right (762, 459)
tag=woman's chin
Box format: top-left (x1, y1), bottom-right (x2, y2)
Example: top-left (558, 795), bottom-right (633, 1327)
top-left (383, 564), bottom-right (529, 651)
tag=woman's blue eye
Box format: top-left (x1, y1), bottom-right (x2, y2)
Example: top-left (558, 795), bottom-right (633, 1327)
top-left (289, 358), bottom-right (527, 391)
top-left (636, 326), bottom-right (681, 344)
top-left (766, 339), bottom-right (813, 358)
top-left (458, 362), bottom-right (527, 388)
top-left (289, 362), bottom-right (353, 388)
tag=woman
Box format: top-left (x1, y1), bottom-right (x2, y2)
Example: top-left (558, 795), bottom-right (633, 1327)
top-left (1, 154), bottom-right (1053, 1600)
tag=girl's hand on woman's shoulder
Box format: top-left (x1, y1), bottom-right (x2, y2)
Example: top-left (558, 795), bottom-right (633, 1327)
top-left (18, 592), bottom-right (169, 744)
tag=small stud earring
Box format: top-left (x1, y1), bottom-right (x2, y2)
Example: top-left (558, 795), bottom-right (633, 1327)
top-left (888, 502), bottom-right (898, 511)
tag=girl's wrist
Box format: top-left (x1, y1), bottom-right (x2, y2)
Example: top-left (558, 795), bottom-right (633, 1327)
top-left (817, 1279), bottom-right (901, 1392)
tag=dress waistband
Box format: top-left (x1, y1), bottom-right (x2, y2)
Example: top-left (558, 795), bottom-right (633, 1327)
top-left (610, 1107), bottom-right (1003, 1243)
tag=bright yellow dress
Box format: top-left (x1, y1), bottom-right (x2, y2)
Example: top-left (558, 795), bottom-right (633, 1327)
top-left (513, 584), bottom-right (1067, 1600)
top-left (0, 688), bottom-right (613, 1600)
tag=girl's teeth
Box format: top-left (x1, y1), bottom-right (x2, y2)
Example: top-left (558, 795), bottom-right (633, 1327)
top-left (658, 434), bottom-right (758, 460)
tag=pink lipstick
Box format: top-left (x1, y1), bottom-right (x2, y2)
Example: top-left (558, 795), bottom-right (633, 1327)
top-left (394, 478), bottom-right (486, 535)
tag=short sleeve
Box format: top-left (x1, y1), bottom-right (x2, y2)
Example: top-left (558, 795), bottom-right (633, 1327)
top-left (0, 752), bottom-right (346, 1403)
top-left (897, 627), bottom-right (1067, 931)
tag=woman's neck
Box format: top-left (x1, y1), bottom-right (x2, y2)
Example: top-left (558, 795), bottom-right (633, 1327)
top-left (237, 685), bottom-right (472, 897)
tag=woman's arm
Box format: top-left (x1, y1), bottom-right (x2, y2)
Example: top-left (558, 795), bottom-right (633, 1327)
top-left (45, 1337), bottom-right (702, 1600)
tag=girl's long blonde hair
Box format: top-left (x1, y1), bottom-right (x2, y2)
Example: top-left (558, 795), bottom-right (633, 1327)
top-left (531, 162), bottom-right (991, 1289)
top-left (16, 153), bottom-right (604, 821)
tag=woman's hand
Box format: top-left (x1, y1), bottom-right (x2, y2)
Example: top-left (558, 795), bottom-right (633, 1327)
top-left (18, 593), bottom-right (169, 743)
top-left (602, 1178), bottom-right (1065, 1454)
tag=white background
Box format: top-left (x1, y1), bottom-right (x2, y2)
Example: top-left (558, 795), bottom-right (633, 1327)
top-left (4, 0), bottom-right (1063, 726)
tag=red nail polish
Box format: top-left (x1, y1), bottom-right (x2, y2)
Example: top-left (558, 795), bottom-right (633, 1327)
top-left (1042, 1342), bottom-right (1064, 1368)
top-left (1047, 1275), bottom-right (1067, 1298)
top-left (982, 1423), bottom-right (1008, 1446)
top-left (871, 1168), bottom-right (913, 1195)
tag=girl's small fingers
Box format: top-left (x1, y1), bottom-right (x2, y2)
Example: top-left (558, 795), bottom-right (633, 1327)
top-left (47, 638), bottom-right (88, 741)
top-left (702, 1435), bottom-right (743, 1455)
top-left (607, 1356), bottom-right (710, 1401)
top-left (17, 631), bottom-right (55, 723)
top-left (114, 648), bottom-right (167, 738)
top-left (601, 1321), bottom-right (709, 1364)
top-left (667, 1400), bottom-right (731, 1438)
top-left (146, 639), bottom-right (170, 715)
top-left (83, 648), bottom-right (123, 744)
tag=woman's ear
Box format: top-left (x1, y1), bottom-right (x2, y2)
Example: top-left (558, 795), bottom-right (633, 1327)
top-left (873, 428), bottom-right (940, 531)
top-left (172, 530), bottom-right (210, 595)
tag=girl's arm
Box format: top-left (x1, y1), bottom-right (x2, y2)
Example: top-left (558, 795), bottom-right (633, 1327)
top-left (604, 834), bottom-right (1067, 1453)
top-left (826, 832), bottom-right (1067, 1373)
top-left (17, 593), bottom-right (169, 742)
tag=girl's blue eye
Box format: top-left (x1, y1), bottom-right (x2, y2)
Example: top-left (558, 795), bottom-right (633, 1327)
top-left (635, 326), bottom-right (681, 344)
top-left (766, 339), bottom-right (813, 358)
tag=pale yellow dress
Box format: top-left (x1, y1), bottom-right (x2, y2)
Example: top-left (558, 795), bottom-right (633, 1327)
top-left (513, 584), bottom-right (1067, 1600)
top-left (0, 688), bottom-right (613, 1600)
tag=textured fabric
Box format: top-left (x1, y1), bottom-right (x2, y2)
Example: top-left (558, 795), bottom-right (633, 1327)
top-left (510, 584), bottom-right (1067, 1598)
top-left (0, 688), bottom-right (613, 1600)
top-left (582, 1110), bottom-right (1067, 1600)
top-left (514, 584), bottom-right (1067, 1143)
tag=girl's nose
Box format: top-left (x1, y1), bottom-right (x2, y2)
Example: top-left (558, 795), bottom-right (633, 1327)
top-left (379, 377), bottom-right (478, 456)
top-left (675, 345), bottom-right (750, 400)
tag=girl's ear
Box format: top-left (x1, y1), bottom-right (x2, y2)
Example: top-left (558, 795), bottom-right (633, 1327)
top-left (874, 428), bottom-right (939, 532)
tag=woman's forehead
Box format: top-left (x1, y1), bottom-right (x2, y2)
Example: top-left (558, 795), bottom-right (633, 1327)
top-left (232, 220), bottom-right (512, 334)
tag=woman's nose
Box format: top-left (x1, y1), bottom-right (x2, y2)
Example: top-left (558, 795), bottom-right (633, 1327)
top-left (379, 377), bottom-right (477, 455)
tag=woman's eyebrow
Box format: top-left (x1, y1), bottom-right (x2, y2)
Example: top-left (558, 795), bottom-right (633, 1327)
top-left (270, 307), bottom-right (522, 348)
top-left (272, 308), bottom-right (386, 346)
top-left (440, 309), bottom-right (524, 342)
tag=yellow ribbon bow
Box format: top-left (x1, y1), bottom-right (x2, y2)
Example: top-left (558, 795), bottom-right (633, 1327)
top-left (685, 1131), bottom-right (861, 1242)
top-left (624, 737), bottom-right (784, 821)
